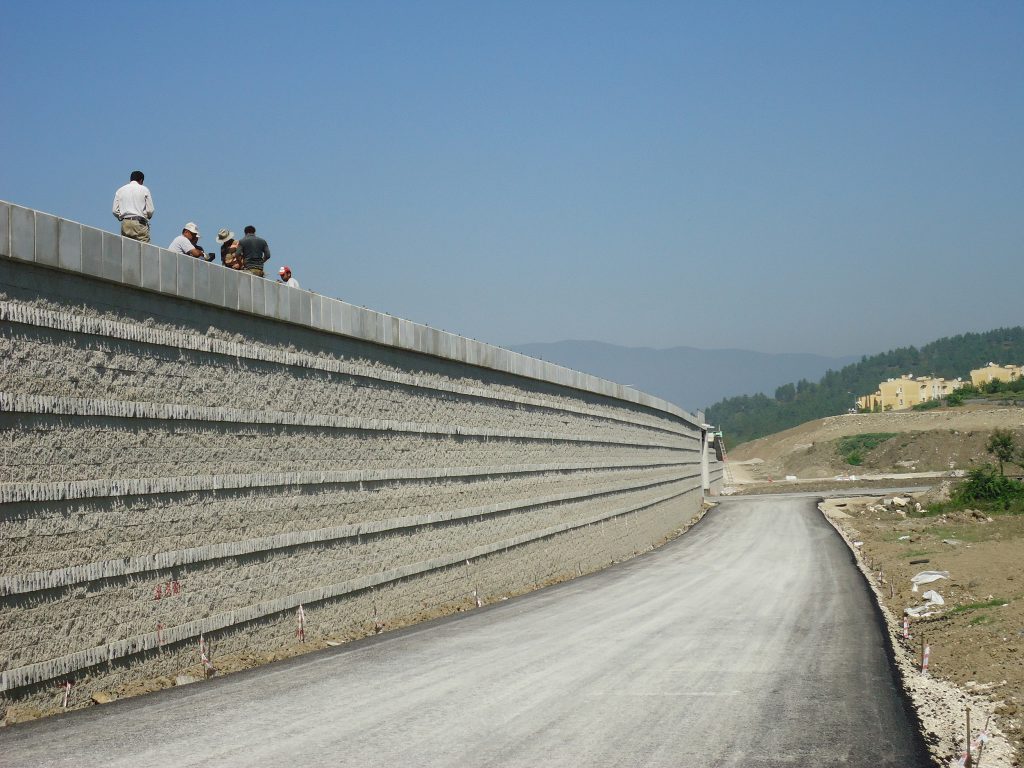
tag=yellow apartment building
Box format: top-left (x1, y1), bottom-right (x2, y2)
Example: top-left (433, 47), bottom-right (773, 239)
top-left (857, 374), bottom-right (965, 411)
top-left (970, 363), bottom-right (1023, 387)
top-left (857, 391), bottom-right (882, 411)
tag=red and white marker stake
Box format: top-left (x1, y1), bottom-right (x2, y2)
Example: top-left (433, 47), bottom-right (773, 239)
top-left (60, 681), bottom-right (72, 708)
top-left (903, 615), bottom-right (910, 640)
top-left (473, 589), bottom-right (482, 608)
top-left (955, 732), bottom-right (989, 767)
top-left (921, 644), bottom-right (930, 674)
top-left (156, 622), bottom-right (164, 648)
top-left (199, 634), bottom-right (215, 673)
top-left (296, 604), bottom-right (306, 642)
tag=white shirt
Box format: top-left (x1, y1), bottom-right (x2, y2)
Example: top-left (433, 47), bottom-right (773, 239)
top-left (112, 181), bottom-right (154, 221)
top-left (169, 234), bottom-right (195, 255)
top-left (281, 277), bottom-right (300, 289)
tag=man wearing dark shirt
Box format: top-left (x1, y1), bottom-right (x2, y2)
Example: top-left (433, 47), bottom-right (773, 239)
top-left (238, 225), bottom-right (271, 277)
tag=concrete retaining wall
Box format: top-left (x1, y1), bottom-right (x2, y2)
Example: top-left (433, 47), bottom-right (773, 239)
top-left (0, 201), bottom-right (722, 709)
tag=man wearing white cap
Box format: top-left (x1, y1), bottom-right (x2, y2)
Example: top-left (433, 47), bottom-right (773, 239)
top-left (277, 265), bottom-right (300, 289)
top-left (169, 223), bottom-right (211, 260)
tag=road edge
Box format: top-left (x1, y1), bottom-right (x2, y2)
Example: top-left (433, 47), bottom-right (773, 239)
top-left (817, 497), bottom-right (1014, 768)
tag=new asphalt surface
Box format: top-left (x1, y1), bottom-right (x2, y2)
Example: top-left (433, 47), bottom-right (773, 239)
top-left (0, 496), bottom-right (931, 767)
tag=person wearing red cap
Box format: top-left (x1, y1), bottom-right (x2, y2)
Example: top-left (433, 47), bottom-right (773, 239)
top-left (277, 265), bottom-right (300, 289)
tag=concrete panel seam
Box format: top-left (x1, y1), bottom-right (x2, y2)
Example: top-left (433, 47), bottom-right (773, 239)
top-left (0, 301), bottom-right (699, 441)
top-left (0, 393), bottom-right (690, 451)
top-left (0, 474), bottom-right (700, 595)
top-left (0, 459), bottom-right (697, 504)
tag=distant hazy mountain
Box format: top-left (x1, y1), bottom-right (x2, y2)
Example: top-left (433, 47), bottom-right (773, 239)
top-left (509, 340), bottom-right (859, 413)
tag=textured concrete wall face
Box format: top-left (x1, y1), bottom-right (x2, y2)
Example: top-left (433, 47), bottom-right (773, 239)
top-left (0, 202), bottom-right (721, 709)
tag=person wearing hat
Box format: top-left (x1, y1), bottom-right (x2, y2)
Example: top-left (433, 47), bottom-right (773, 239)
top-left (217, 228), bottom-right (244, 270)
top-left (277, 265), bottom-right (300, 289)
top-left (169, 223), bottom-right (212, 260)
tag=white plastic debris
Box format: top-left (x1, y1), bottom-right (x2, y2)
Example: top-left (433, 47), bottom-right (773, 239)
top-left (898, 535), bottom-right (911, 541)
top-left (922, 590), bottom-right (945, 606)
top-left (905, 605), bottom-right (936, 618)
top-left (785, 475), bottom-right (797, 481)
top-left (853, 541), bottom-right (864, 548)
top-left (911, 570), bottom-right (950, 593)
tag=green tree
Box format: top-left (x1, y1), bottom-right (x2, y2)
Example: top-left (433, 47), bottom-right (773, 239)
top-left (987, 429), bottom-right (1018, 476)
top-left (774, 383), bottom-right (796, 403)
top-left (946, 390), bottom-right (965, 407)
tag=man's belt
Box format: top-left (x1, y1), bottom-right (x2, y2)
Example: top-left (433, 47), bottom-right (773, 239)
top-left (122, 216), bottom-right (149, 224)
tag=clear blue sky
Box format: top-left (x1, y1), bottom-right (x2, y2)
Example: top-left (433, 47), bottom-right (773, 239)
top-left (4, 1), bottom-right (1022, 356)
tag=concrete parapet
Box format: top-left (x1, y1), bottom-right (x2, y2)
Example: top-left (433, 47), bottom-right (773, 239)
top-left (0, 201), bottom-right (697, 425)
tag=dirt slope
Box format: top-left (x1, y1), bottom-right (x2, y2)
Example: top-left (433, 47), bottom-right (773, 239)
top-left (728, 404), bottom-right (1024, 483)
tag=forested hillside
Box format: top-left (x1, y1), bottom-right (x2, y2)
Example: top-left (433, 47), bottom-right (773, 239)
top-left (707, 327), bottom-right (1024, 446)
top-left (510, 340), bottom-right (855, 412)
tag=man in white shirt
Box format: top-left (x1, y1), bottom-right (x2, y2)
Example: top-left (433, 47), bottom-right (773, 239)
top-left (169, 222), bottom-right (211, 260)
top-left (112, 171), bottom-right (155, 242)
top-left (277, 265), bottom-right (300, 288)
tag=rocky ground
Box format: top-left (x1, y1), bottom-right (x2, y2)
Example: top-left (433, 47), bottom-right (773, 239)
top-left (820, 490), bottom-right (1022, 767)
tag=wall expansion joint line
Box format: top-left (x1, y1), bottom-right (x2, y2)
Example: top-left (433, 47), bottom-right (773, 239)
top-left (0, 474), bottom-right (703, 595)
top-left (0, 393), bottom-right (692, 450)
top-left (0, 460), bottom-right (701, 505)
top-left (0, 301), bottom-right (700, 435)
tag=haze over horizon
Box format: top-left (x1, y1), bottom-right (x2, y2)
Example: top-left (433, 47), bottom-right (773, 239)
top-left (4, 2), bottom-right (1022, 359)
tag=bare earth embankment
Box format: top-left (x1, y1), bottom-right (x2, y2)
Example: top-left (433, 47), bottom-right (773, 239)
top-left (728, 403), bottom-right (1024, 488)
top-left (723, 404), bottom-right (1024, 766)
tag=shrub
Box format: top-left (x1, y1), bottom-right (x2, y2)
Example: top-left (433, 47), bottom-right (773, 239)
top-left (945, 390), bottom-right (966, 407)
top-left (951, 465), bottom-right (1024, 508)
top-left (986, 428), bottom-right (1019, 475)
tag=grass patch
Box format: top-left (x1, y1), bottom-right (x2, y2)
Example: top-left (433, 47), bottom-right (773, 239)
top-left (949, 598), bottom-right (1009, 615)
top-left (904, 549), bottom-right (934, 558)
top-left (968, 614), bottom-right (992, 626)
top-left (924, 498), bottom-right (1024, 518)
top-left (837, 432), bottom-right (898, 466)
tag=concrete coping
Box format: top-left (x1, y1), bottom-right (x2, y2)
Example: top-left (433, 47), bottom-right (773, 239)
top-left (0, 200), bottom-right (700, 426)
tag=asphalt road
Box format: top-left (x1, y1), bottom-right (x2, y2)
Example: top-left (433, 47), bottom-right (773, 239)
top-left (1, 496), bottom-right (931, 767)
